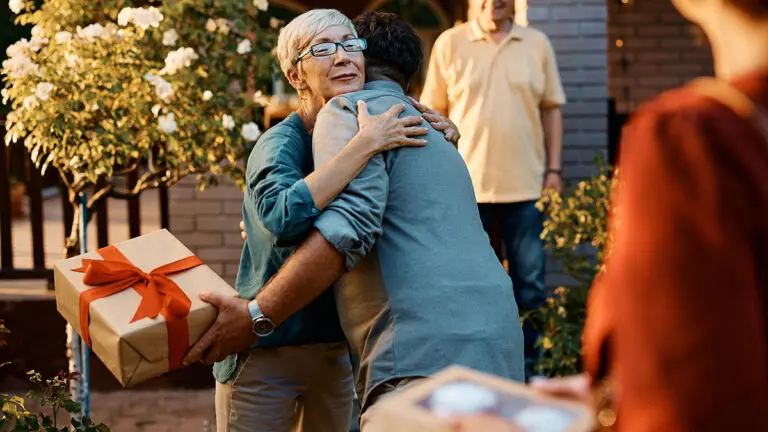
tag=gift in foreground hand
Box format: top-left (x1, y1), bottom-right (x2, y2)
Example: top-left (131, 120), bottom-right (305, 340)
top-left (54, 229), bottom-right (237, 387)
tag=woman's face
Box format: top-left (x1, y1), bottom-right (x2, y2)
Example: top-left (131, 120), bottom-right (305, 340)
top-left (294, 25), bottom-right (365, 103)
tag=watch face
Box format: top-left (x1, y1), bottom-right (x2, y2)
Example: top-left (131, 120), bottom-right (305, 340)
top-left (252, 317), bottom-right (275, 336)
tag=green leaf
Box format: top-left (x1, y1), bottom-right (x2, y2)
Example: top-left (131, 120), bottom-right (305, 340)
top-left (61, 399), bottom-right (81, 414)
top-left (24, 414), bottom-right (39, 429)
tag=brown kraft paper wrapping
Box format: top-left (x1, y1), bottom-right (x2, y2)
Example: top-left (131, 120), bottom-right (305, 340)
top-left (54, 229), bottom-right (237, 387)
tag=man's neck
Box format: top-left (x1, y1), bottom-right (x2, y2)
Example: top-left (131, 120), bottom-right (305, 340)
top-left (479, 17), bottom-right (512, 36)
top-left (365, 70), bottom-right (406, 90)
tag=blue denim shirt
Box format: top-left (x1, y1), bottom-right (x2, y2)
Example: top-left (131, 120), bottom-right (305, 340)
top-left (213, 113), bottom-right (345, 383)
top-left (312, 81), bottom-right (526, 408)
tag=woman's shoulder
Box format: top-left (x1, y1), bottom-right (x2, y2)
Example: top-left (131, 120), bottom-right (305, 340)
top-left (631, 85), bottom-right (737, 124)
top-left (623, 84), bottom-right (751, 149)
top-left (246, 116), bottom-right (308, 168)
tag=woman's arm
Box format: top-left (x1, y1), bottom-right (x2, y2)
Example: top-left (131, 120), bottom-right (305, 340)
top-left (250, 102), bottom-right (426, 241)
top-left (304, 100), bottom-right (427, 209)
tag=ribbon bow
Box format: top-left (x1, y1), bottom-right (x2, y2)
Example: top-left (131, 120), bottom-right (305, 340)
top-left (73, 245), bottom-right (203, 370)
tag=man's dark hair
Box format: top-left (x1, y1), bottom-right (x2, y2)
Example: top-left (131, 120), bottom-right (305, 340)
top-left (352, 12), bottom-right (423, 88)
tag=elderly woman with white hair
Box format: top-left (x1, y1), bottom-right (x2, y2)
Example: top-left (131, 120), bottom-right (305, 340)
top-left (199, 8), bottom-right (459, 432)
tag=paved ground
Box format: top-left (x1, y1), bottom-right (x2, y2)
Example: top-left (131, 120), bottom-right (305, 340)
top-left (22, 389), bottom-right (216, 432)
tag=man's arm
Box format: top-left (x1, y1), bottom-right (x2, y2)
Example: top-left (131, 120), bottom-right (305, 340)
top-left (256, 229), bottom-right (345, 325)
top-left (184, 98), bottom-right (389, 365)
top-left (257, 96), bottom-right (390, 323)
top-left (539, 32), bottom-right (566, 192)
top-left (541, 106), bottom-right (564, 192)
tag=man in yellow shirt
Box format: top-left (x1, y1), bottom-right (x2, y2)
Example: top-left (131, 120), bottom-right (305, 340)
top-left (421, 0), bottom-right (566, 378)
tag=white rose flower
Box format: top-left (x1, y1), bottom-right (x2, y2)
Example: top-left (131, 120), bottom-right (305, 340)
top-left (222, 114), bottom-right (235, 130)
top-left (158, 112), bottom-right (177, 133)
top-left (269, 17), bottom-right (281, 29)
top-left (2, 54), bottom-right (40, 78)
top-left (9, 0), bottom-right (24, 14)
top-left (117, 8), bottom-right (131, 26)
top-left (22, 95), bottom-right (39, 110)
top-left (118, 7), bottom-right (163, 30)
top-left (35, 82), bottom-right (54, 101)
top-left (253, 90), bottom-right (269, 106)
top-left (54, 31), bottom-right (72, 44)
top-left (216, 18), bottom-right (230, 35)
top-left (237, 39), bottom-right (252, 54)
top-left (162, 29), bottom-right (178, 46)
top-left (203, 90), bottom-right (213, 101)
top-left (76, 24), bottom-right (108, 42)
top-left (31, 25), bottom-right (45, 40)
top-left (241, 122), bottom-right (261, 142)
top-left (144, 73), bottom-right (174, 101)
top-left (159, 47), bottom-right (199, 75)
top-left (29, 29), bottom-right (48, 51)
top-left (151, 104), bottom-right (162, 117)
top-left (253, 0), bottom-right (269, 12)
top-left (64, 51), bottom-right (79, 67)
top-left (205, 19), bottom-right (217, 33)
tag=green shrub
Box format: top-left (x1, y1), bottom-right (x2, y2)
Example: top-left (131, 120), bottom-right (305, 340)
top-left (532, 158), bottom-right (617, 377)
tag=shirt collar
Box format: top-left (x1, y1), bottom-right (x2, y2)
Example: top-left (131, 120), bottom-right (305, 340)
top-left (469, 20), bottom-right (524, 43)
top-left (286, 112), bottom-right (311, 142)
top-left (364, 80), bottom-right (406, 95)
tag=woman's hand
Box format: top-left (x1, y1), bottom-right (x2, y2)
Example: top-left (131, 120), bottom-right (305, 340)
top-left (409, 96), bottom-right (460, 145)
top-left (356, 100), bottom-right (429, 155)
top-left (530, 374), bottom-right (591, 402)
top-left (449, 415), bottom-right (522, 432)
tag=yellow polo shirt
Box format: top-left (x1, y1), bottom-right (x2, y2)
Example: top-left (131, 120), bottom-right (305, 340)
top-left (421, 21), bottom-right (566, 203)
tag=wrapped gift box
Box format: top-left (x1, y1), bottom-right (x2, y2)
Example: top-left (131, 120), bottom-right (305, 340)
top-left (54, 229), bottom-right (237, 387)
top-left (369, 366), bottom-right (595, 432)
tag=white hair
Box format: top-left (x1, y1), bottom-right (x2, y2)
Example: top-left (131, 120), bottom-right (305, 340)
top-left (276, 9), bottom-right (357, 78)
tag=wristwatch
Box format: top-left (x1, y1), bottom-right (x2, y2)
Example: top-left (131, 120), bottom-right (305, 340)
top-left (247, 300), bottom-right (275, 337)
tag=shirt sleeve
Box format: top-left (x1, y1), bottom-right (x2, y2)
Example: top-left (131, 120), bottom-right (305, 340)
top-left (540, 32), bottom-right (566, 108)
top-left (246, 133), bottom-right (320, 245)
top-left (312, 97), bottom-right (388, 270)
top-left (420, 33), bottom-right (450, 113)
top-left (602, 104), bottom-right (768, 431)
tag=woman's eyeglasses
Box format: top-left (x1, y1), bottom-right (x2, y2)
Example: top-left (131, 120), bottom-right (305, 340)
top-left (296, 38), bottom-right (367, 64)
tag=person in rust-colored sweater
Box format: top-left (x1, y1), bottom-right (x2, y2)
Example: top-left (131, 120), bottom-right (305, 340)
top-left (522, 0), bottom-right (768, 431)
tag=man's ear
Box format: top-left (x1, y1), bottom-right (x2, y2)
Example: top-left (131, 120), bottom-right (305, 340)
top-left (287, 67), bottom-right (309, 92)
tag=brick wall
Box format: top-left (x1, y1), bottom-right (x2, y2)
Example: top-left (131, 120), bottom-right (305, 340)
top-left (528, 1), bottom-right (609, 181)
top-left (527, 0), bottom-right (609, 287)
top-left (608, 0), bottom-right (714, 112)
top-left (168, 177), bottom-right (244, 287)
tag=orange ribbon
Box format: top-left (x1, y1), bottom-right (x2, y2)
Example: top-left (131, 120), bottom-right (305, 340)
top-left (72, 245), bottom-right (203, 370)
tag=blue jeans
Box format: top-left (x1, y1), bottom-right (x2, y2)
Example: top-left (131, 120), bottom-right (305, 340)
top-left (478, 201), bottom-right (546, 374)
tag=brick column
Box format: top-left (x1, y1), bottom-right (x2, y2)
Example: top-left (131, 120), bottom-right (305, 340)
top-left (168, 178), bottom-right (244, 287)
top-left (526, 1), bottom-right (609, 287)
